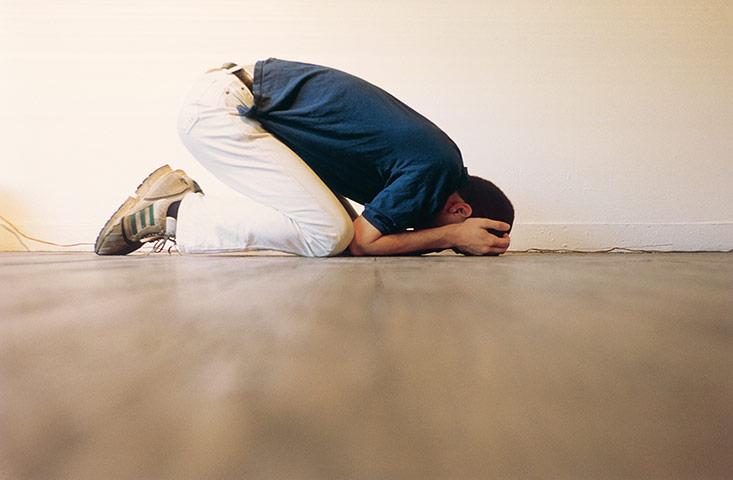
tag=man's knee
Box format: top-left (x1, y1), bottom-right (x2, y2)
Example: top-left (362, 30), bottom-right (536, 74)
top-left (306, 214), bottom-right (354, 257)
top-left (329, 216), bottom-right (355, 256)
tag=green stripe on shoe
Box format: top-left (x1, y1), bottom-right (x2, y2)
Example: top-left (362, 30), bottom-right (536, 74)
top-left (129, 205), bottom-right (154, 237)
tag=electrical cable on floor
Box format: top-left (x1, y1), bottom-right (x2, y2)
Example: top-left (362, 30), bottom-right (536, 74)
top-left (0, 215), bottom-right (94, 248)
top-left (509, 247), bottom-right (733, 254)
top-left (1, 214), bottom-right (730, 254)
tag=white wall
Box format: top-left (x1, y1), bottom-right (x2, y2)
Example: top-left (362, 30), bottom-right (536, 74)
top-left (1, 0), bottom-right (731, 252)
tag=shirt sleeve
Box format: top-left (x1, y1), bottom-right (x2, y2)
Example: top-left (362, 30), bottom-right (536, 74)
top-left (362, 163), bottom-right (457, 235)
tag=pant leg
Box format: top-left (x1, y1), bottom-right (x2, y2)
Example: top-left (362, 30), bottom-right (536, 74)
top-left (175, 68), bottom-right (353, 257)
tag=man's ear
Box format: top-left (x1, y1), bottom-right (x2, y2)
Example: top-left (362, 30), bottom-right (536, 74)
top-left (448, 202), bottom-right (472, 219)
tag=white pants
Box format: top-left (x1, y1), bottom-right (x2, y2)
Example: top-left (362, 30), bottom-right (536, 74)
top-left (176, 67), bottom-right (354, 257)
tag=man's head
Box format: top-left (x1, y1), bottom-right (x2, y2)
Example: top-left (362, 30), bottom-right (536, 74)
top-left (429, 175), bottom-right (514, 229)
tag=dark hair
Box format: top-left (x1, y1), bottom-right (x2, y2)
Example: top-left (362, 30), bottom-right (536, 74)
top-left (457, 175), bottom-right (515, 231)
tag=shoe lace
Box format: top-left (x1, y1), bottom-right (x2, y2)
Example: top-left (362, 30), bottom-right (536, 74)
top-left (146, 235), bottom-right (180, 255)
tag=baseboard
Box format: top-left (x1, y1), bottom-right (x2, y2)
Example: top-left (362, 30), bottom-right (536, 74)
top-left (2, 221), bottom-right (732, 253)
top-left (509, 222), bottom-right (733, 252)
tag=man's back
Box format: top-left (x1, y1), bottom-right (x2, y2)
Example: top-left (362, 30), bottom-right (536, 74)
top-left (244, 58), bottom-right (468, 234)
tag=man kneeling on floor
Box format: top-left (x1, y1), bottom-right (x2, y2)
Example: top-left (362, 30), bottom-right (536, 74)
top-left (95, 59), bottom-right (514, 257)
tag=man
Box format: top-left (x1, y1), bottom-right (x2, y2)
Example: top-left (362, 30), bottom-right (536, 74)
top-left (95, 59), bottom-right (513, 257)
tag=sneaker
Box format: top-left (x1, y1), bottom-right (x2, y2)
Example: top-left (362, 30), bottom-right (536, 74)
top-left (95, 165), bottom-right (203, 255)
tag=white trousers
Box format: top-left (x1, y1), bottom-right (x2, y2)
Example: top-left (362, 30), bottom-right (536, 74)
top-left (176, 67), bottom-right (354, 257)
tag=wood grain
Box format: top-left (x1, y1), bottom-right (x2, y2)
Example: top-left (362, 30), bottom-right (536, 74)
top-left (1, 252), bottom-right (731, 480)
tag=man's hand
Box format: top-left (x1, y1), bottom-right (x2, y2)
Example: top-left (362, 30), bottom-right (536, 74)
top-left (450, 218), bottom-right (511, 256)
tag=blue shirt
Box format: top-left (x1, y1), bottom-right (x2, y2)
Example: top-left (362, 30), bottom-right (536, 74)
top-left (243, 58), bottom-right (468, 235)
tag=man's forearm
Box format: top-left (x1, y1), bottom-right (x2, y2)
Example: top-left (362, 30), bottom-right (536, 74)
top-left (349, 215), bottom-right (511, 256)
top-left (349, 220), bottom-right (456, 256)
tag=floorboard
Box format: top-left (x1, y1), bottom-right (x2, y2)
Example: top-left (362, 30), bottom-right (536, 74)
top-left (1, 252), bottom-right (731, 480)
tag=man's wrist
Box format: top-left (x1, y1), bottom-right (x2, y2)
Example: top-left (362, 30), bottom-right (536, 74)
top-left (442, 223), bottom-right (460, 249)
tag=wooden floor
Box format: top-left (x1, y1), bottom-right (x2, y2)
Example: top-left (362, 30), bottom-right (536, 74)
top-left (0, 252), bottom-right (731, 480)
